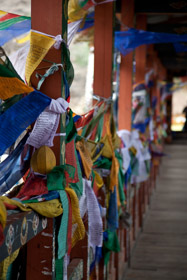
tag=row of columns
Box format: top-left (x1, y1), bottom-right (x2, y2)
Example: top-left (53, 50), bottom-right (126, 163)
top-left (94, 0), bottom-right (167, 131)
top-left (26, 0), bottom-right (168, 279)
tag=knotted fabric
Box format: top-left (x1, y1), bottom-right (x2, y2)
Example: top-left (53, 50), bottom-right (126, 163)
top-left (0, 196), bottom-right (63, 218)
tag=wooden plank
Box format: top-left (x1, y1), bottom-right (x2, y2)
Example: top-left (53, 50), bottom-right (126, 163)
top-left (135, 0), bottom-right (187, 14)
top-left (138, 187), bottom-right (142, 228)
top-left (137, 232), bottom-right (187, 248)
top-left (132, 186), bottom-right (136, 240)
top-left (131, 246), bottom-right (187, 270)
top-left (125, 267), bottom-right (187, 280)
top-left (124, 144), bottom-right (187, 280)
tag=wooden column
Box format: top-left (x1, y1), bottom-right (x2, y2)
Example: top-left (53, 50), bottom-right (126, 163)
top-left (146, 44), bottom-right (155, 98)
top-left (27, 1), bottom-right (68, 279)
top-left (30, 0), bottom-right (68, 165)
top-left (135, 15), bottom-right (147, 84)
top-left (135, 15), bottom-right (147, 230)
top-left (157, 59), bottom-right (167, 116)
top-left (93, 1), bottom-right (114, 100)
top-left (118, 0), bottom-right (134, 131)
top-left (153, 55), bottom-right (160, 117)
top-left (93, 2), bottom-right (114, 278)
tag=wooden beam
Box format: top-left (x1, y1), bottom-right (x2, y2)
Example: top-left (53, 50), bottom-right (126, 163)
top-left (0, 212), bottom-right (48, 263)
top-left (135, 0), bottom-right (187, 14)
top-left (118, 0), bottom-right (134, 131)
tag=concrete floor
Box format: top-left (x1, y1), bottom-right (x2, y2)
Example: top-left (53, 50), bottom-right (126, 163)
top-left (124, 144), bottom-right (187, 280)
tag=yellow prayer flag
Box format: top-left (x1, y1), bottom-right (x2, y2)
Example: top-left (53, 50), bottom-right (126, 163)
top-left (25, 31), bottom-right (55, 86)
top-left (26, 199), bottom-right (63, 218)
top-left (66, 187), bottom-right (85, 248)
top-left (76, 139), bottom-right (93, 179)
top-left (0, 77), bottom-right (33, 100)
top-left (93, 171), bottom-right (104, 189)
top-left (68, 0), bottom-right (88, 22)
top-left (0, 11), bottom-right (6, 16)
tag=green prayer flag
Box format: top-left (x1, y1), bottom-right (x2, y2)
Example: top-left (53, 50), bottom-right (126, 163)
top-left (103, 229), bottom-right (120, 265)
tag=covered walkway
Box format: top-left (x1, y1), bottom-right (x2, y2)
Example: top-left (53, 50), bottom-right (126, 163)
top-left (124, 143), bottom-right (187, 280)
top-left (1, 1), bottom-right (187, 279)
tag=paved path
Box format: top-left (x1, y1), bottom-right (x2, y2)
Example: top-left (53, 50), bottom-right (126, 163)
top-left (124, 144), bottom-right (187, 280)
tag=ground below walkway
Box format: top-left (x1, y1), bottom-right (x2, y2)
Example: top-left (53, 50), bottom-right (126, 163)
top-left (123, 144), bottom-right (187, 280)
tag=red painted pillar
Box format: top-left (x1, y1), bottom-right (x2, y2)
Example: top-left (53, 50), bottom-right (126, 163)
top-left (30, 0), bottom-right (67, 165)
top-left (118, 0), bottom-right (134, 131)
top-left (135, 15), bottom-right (147, 84)
top-left (146, 45), bottom-right (155, 105)
top-left (153, 55), bottom-right (160, 117)
top-left (93, 0), bottom-right (114, 135)
top-left (94, 1), bottom-right (114, 99)
top-left (93, 2), bottom-right (114, 278)
top-left (117, 0), bottom-right (134, 267)
top-left (157, 58), bottom-right (167, 116)
top-left (27, 1), bottom-right (68, 279)
top-left (135, 15), bottom-right (147, 230)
